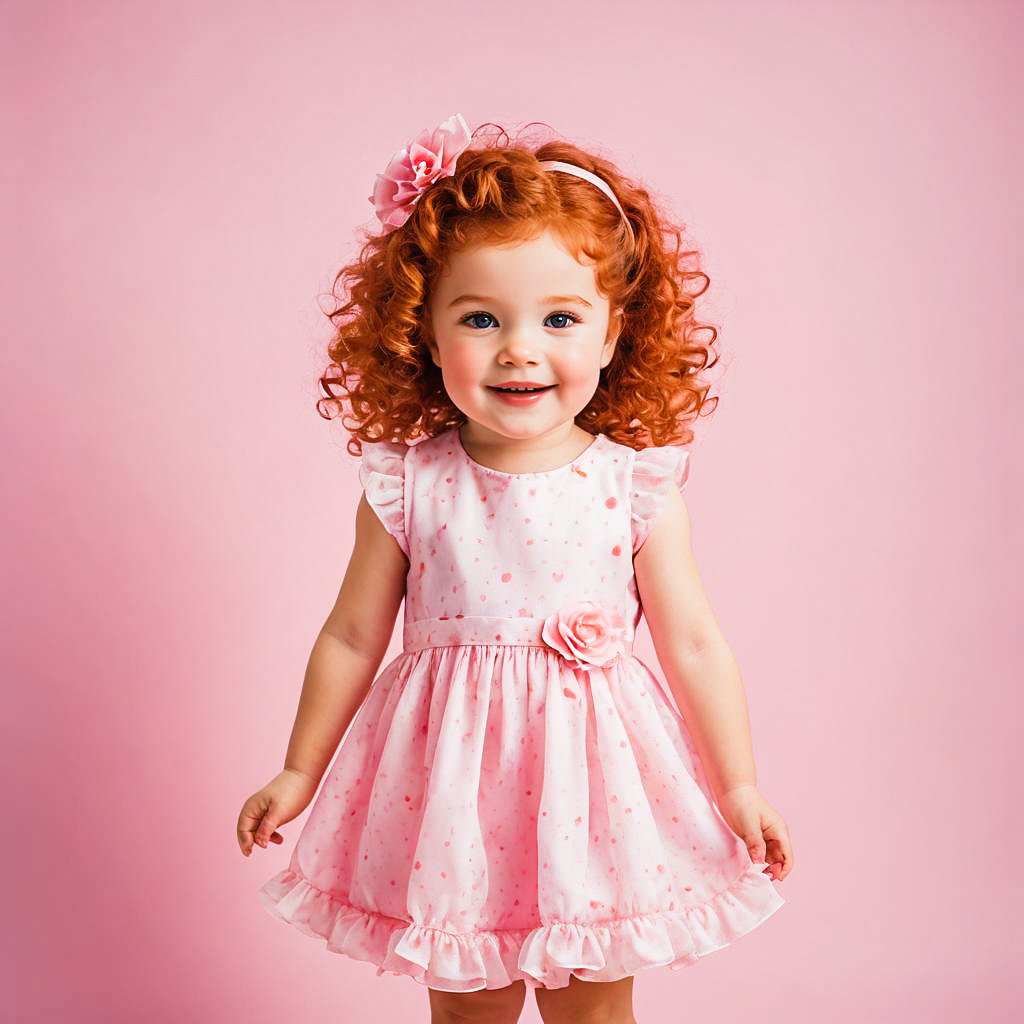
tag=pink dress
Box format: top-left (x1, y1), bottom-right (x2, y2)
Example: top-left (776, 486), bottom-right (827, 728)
top-left (259, 425), bottom-right (784, 992)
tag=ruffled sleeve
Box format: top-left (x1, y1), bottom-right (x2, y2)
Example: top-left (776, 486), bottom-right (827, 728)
top-left (357, 440), bottom-right (410, 559)
top-left (630, 445), bottom-right (691, 554)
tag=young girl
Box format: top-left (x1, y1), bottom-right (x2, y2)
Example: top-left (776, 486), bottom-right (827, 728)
top-left (237, 112), bottom-right (793, 1024)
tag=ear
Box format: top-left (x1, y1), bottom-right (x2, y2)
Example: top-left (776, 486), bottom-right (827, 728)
top-left (601, 309), bottom-right (622, 367)
top-left (426, 337), bottom-right (441, 368)
top-left (422, 314), bottom-right (442, 368)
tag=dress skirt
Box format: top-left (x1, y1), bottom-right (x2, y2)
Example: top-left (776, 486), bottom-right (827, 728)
top-left (259, 615), bottom-right (785, 992)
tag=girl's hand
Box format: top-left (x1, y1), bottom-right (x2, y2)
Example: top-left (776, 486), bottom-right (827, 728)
top-left (717, 784), bottom-right (794, 881)
top-left (236, 769), bottom-right (319, 857)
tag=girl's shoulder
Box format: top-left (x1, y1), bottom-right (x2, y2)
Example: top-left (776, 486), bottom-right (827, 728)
top-left (622, 440), bottom-right (692, 554)
top-left (357, 437), bottom-right (412, 558)
top-left (598, 434), bottom-right (691, 486)
top-left (628, 441), bottom-right (691, 488)
top-left (355, 430), bottom-right (457, 553)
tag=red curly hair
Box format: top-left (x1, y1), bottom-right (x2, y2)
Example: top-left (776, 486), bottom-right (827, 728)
top-left (317, 121), bottom-right (721, 457)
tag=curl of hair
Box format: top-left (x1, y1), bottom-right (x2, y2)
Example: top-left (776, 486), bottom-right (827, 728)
top-left (317, 121), bottom-right (721, 457)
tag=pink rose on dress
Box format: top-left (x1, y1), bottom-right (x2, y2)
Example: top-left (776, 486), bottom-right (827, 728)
top-left (541, 601), bottom-right (627, 672)
top-left (368, 112), bottom-right (473, 231)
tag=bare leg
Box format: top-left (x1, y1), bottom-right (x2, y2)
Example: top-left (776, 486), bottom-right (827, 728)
top-left (428, 980), bottom-right (527, 1024)
top-left (534, 974), bottom-right (637, 1024)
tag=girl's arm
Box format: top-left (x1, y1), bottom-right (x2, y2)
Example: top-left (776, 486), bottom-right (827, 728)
top-left (632, 484), bottom-right (758, 804)
top-left (281, 493), bottom-right (408, 786)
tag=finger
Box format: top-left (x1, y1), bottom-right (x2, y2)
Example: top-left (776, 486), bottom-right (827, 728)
top-left (766, 818), bottom-right (791, 846)
top-left (237, 803), bottom-right (266, 853)
top-left (768, 842), bottom-right (793, 879)
top-left (238, 822), bottom-right (264, 853)
top-left (774, 833), bottom-right (794, 874)
top-left (746, 835), bottom-right (767, 863)
top-left (763, 822), bottom-right (793, 877)
top-left (236, 822), bottom-right (255, 854)
top-left (255, 810), bottom-right (280, 847)
top-left (780, 848), bottom-right (794, 877)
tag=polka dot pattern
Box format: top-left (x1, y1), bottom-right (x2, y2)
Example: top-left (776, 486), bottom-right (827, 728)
top-left (259, 426), bottom-right (785, 991)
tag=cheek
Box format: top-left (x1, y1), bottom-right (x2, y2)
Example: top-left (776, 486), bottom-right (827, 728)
top-left (439, 346), bottom-right (485, 388)
top-left (553, 344), bottom-right (605, 386)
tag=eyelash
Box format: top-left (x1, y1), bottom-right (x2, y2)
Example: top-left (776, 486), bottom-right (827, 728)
top-left (457, 310), bottom-right (583, 330)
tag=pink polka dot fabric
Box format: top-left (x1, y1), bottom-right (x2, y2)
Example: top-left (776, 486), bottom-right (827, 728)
top-left (258, 426), bottom-right (784, 992)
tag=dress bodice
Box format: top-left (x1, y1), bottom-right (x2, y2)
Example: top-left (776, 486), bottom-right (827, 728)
top-left (358, 426), bottom-right (689, 653)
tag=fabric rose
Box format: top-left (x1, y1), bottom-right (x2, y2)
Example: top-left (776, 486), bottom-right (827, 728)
top-left (541, 601), bottom-right (627, 672)
top-left (368, 112), bottom-right (472, 231)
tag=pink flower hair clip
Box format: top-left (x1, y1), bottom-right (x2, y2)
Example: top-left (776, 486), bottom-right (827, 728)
top-left (541, 600), bottom-right (627, 673)
top-left (366, 111), bottom-right (635, 247)
top-left (368, 112), bottom-right (473, 232)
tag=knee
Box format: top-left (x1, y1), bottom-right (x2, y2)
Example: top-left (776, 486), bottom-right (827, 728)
top-left (428, 980), bottom-right (527, 1023)
top-left (537, 1007), bottom-right (635, 1024)
top-left (537, 1005), bottom-right (637, 1024)
top-left (534, 975), bottom-right (636, 1024)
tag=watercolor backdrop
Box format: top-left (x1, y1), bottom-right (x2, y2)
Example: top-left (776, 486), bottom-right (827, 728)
top-left (5, 0), bottom-right (1020, 1020)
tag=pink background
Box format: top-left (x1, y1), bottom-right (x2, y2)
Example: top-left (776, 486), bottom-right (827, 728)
top-left (5, 0), bottom-right (1020, 1020)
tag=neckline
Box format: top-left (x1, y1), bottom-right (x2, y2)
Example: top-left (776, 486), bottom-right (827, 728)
top-left (453, 426), bottom-right (605, 478)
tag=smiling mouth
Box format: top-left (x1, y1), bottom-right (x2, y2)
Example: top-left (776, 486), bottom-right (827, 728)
top-left (487, 385), bottom-right (557, 393)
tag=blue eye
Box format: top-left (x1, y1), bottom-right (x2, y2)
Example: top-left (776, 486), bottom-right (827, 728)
top-left (547, 311), bottom-right (581, 328)
top-left (458, 311), bottom-right (582, 330)
top-left (459, 311), bottom-right (496, 329)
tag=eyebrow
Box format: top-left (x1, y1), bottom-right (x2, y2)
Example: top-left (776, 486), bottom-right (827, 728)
top-left (448, 293), bottom-right (593, 309)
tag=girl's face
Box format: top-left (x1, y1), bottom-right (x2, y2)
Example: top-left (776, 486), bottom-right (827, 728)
top-left (425, 228), bottom-right (620, 444)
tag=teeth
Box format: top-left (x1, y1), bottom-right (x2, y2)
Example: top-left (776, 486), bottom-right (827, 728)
top-left (498, 386), bottom-right (546, 392)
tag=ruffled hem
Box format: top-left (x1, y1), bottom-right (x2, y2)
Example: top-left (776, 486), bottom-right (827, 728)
top-left (357, 440), bottom-right (410, 558)
top-left (258, 860), bottom-right (784, 992)
top-left (630, 446), bottom-right (691, 554)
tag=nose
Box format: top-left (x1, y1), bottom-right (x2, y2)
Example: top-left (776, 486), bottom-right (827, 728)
top-left (498, 325), bottom-right (543, 364)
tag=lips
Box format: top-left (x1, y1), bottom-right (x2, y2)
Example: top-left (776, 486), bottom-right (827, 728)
top-left (488, 384), bottom-right (556, 393)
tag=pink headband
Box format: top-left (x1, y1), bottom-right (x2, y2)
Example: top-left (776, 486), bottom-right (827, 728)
top-left (368, 112), bottom-right (634, 248)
